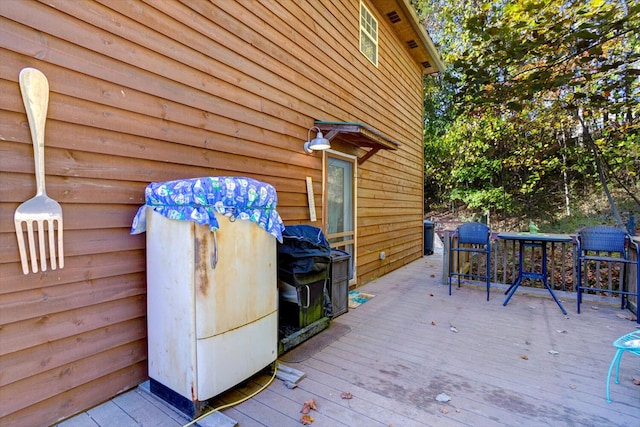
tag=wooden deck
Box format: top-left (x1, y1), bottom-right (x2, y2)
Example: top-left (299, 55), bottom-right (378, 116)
top-left (57, 254), bottom-right (639, 427)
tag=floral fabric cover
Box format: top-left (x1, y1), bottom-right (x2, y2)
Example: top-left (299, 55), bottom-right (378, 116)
top-left (130, 176), bottom-right (285, 242)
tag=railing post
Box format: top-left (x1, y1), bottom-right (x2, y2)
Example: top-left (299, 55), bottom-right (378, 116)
top-left (442, 230), bottom-right (451, 285)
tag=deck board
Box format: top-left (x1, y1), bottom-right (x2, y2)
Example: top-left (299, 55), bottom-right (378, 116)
top-left (58, 255), bottom-right (639, 426)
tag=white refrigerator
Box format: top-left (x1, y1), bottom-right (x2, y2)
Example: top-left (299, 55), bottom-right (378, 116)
top-left (145, 209), bottom-right (278, 417)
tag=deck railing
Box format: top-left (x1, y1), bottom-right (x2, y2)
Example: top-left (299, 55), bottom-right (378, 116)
top-left (441, 230), bottom-right (639, 317)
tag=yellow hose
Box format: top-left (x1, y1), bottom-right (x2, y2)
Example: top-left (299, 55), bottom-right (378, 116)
top-left (182, 361), bottom-right (279, 427)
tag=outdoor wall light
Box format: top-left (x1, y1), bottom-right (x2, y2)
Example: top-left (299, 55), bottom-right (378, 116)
top-left (303, 126), bottom-right (331, 154)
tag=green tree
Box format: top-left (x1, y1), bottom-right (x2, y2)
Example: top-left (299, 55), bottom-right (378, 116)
top-left (417, 0), bottom-right (640, 228)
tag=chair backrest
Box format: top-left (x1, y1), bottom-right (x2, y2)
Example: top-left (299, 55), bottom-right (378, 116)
top-left (457, 222), bottom-right (490, 246)
top-left (578, 225), bottom-right (628, 254)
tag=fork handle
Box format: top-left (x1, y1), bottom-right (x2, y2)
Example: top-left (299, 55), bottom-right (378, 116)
top-left (19, 68), bottom-right (50, 197)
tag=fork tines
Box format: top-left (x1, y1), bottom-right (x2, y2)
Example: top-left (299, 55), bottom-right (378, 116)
top-left (14, 218), bottom-right (64, 275)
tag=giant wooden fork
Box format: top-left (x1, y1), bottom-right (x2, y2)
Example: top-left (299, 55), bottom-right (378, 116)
top-left (14, 68), bottom-right (64, 274)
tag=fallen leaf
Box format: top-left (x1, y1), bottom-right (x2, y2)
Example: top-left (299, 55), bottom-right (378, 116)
top-left (300, 398), bottom-right (318, 414)
top-left (556, 329), bottom-right (568, 334)
top-left (455, 409), bottom-right (461, 413)
top-left (520, 355), bottom-right (529, 360)
top-left (431, 321), bottom-right (436, 326)
top-left (590, 306), bottom-right (599, 310)
top-left (569, 384), bottom-right (577, 389)
top-left (300, 414), bottom-right (314, 425)
top-left (632, 377), bottom-right (640, 386)
top-left (450, 326), bottom-right (458, 333)
top-left (429, 293), bottom-right (434, 297)
top-left (439, 406), bottom-right (449, 414)
top-left (616, 313), bottom-right (637, 321)
top-left (341, 392), bottom-right (353, 399)
top-left (548, 350), bottom-right (559, 355)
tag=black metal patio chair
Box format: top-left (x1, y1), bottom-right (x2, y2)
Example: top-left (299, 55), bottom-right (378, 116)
top-left (576, 225), bottom-right (640, 323)
top-left (448, 222), bottom-right (492, 301)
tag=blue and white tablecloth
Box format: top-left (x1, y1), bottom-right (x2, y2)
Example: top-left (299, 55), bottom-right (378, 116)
top-left (130, 176), bottom-right (285, 242)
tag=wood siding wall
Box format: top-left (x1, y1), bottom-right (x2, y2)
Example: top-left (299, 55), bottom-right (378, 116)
top-left (0, 0), bottom-right (427, 425)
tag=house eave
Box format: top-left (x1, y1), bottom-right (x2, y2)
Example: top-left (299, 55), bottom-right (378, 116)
top-left (370, 0), bottom-right (446, 74)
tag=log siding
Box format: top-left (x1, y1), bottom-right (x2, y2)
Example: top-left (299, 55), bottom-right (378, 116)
top-left (0, 1), bottom-right (441, 424)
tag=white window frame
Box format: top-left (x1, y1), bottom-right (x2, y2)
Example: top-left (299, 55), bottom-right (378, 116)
top-left (359, 2), bottom-right (378, 67)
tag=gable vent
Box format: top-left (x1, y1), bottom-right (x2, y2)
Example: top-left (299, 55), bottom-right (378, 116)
top-left (407, 39), bottom-right (419, 49)
top-left (421, 61), bottom-right (432, 68)
top-left (386, 11), bottom-right (401, 23)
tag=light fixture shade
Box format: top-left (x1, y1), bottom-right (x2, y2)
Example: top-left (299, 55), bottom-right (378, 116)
top-left (304, 126), bottom-right (331, 153)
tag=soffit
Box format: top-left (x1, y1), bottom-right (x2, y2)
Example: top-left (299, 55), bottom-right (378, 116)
top-left (370, 0), bottom-right (445, 74)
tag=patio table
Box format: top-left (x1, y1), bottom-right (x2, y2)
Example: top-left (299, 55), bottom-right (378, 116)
top-left (498, 232), bottom-right (572, 314)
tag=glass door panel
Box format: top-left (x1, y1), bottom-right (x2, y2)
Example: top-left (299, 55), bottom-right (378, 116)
top-left (326, 155), bottom-right (355, 279)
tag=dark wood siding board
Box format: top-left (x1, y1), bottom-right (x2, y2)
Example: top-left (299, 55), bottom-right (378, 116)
top-left (1, 65), bottom-right (319, 173)
top-left (50, 0), bottom-right (322, 133)
top-left (143, 0), bottom-right (338, 125)
top-left (0, 250), bottom-right (146, 295)
top-left (360, 154), bottom-right (423, 179)
top-left (361, 242), bottom-right (423, 267)
top-left (226, 0), bottom-right (418, 142)
top-left (357, 216), bottom-right (424, 231)
top-left (175, 0), bottom-right (375, 127)
top-left (2, 339), bottom-right (146, 417)
top-left (214, 0), bottom-right (373, 115)
top-left (1, 361), bottom-right (147, 427)
top-left (1, 227), bottom-right (145, 265)
top-left (0, 317), bottom-right (146, 388)
top-left (359, 169), bottom-right (423, 192)
top-left (359, 242), bottom-right (421, 270)
top-left (0, 53), bottom-right (306, 162)
top-left (1, 9), bottom-right (309, 145)
top-left (357, 197), bottom-right (422, 210)
top-left (0, 295), bottom-right (146, 356)
top-left (1, 202), bottom-right (142, 231)
top-left (359, 224), bottom-right (422, 247)
top-left (98, 0), bottom-right (339, 132)
top-left (358, 175), bottom-right (424, 193)
top-left (0, 272), bottom-right (146, 325)
top-left (314, 9), bottom-right (421, 143)
top-left (358, 206), bottom-right (423, 219)
top-left (321, 0), bottom-right (422, 124)
top-left (0, 171), bottom-right (313, 221)
top-left (318, 0), bottom-right (422, 136)
top-left (0, 0), bottom-right (432, 423)
top-left (358, 189), bottom-right (423, 205)
top-left (0, 173), bottom-right (147, 206)
top-left (0, 136), bottom-right (314, 189)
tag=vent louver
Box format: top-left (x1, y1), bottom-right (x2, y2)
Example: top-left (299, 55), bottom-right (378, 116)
top-left (407, 40), bottom-right (418, 49)
top-left (422, 61), bottom-right (431, 68)
top-left (386, 11), bottom-right (401, 23)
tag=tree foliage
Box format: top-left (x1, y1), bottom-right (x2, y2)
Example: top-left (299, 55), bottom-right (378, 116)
top-left (416, 0), bottom-right (640, 228)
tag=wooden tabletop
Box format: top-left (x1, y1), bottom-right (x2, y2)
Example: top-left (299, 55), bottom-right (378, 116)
top-left (497, 232), bottom-right (573, 242)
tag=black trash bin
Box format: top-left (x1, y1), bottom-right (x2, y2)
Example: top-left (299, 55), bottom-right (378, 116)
top-left (329, 249), bottom-right (351, 318)
top-left (423, 220), bottom-right (435, 255)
